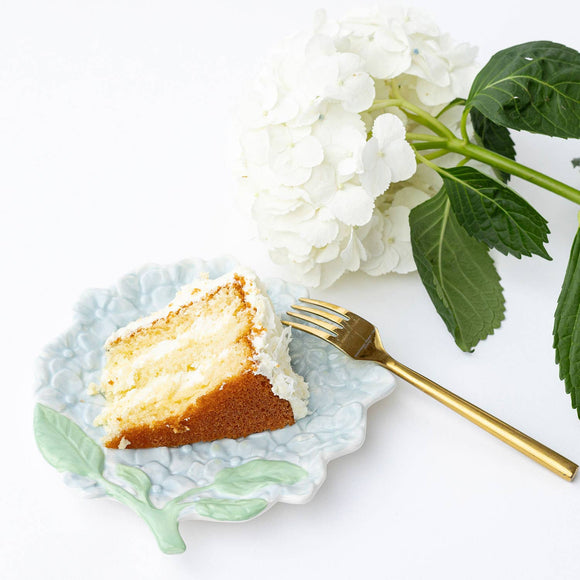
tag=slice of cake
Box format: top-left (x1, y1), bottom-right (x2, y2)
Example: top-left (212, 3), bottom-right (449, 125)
top-left (92, 268), bottom-right (308, 449)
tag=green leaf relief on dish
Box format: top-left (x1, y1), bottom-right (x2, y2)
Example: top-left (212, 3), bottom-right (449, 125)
top-left (33, 404), bottom-right (308, 555)
top-left (211, 459), bottom-right (307, 495)
top-left (194, 498), bottom-right (269, 521)
top-left (115, 463), bottom-right (154, 505)
top-left (33, 403), bottom-right (105, 479)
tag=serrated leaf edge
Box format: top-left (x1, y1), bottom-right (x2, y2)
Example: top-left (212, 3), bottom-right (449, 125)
top-left (442, 166), bottom-right (551, 260)
top-left (410, 191), bottom-right (505, 352)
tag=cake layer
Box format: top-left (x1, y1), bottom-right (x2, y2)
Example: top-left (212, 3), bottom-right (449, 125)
top-left (105, 373), bottom-right (295, 449)
top-left (97, 282), bottom-right (257, 432)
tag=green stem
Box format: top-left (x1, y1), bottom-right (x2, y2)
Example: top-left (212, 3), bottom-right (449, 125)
top-left (412, 140), bottom-right (450, 151)
top-left (460, 107), bottom-right (471, 142)
top-left (422, 149), bottom-right (454, 161)
top-left (406, 132), bottom-right (445, 142)
top-left (415, 152), bottom-right (444, 173)
top-left (405, 111), bottom-right (437, 130)
top-left (367, 98), bottom-right (400, 113)
top-left (445, 140), bottom-right (580, 205)
top-left (370, 94), bottom-right (580, 205)
top-left (436, 98), bottom-right (466, 118)
top-left (370, 98), bottom-right (455, 139)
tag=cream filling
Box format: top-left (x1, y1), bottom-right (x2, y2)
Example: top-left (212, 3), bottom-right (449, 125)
top-left (102, 316), bottom-right (231, 397)
top-left (97, 349), bottom-right (242, 428)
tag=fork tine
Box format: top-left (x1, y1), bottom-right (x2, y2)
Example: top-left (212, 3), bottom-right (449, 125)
top-left (282, 320), bottom-right (336, 344)
top-left (286, 310), bottom-right (339, 333)
top-left (299, 297), bottom-right (349, 317)
top-left (291, 304), bottom-right (345, 325)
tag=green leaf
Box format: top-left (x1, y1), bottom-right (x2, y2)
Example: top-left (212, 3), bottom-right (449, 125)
top-left (409, 189), bottom-right (505, 352)
top-left (34, 404), bottom-right (104, 479)
top-left (116, 464), bottom-right (153, 504)
top-left (554, 225), bottom-right (580, 416)
top-left (470, 108), bottom-right (516, 182)
top-left (212, 459), bottom-right (307, 496)
top-left (194, 498), bottom-right (268, 521)
top-left (573, 158), bottom-right (580, 169)
top-left (467, 41), bottom-right (580, 138)
top-left (441, 166), bottom-right (551, 259)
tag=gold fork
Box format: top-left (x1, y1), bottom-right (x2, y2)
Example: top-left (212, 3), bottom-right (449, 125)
top-left (284, 297), bottom-right (578, 481)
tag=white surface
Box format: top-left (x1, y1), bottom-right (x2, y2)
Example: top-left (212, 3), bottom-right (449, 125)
top-left (2, 0), bottom-right (580, 578)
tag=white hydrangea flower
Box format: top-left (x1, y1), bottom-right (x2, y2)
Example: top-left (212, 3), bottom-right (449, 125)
top-left (361, 186), bottom-right (430, 276)
top-left (236, 4), bottom-right (478, 287)
top-left (360, 113), bottom-right (417, 197)
top-left (267, 125), bottom-right (324, 186)
top-left (239, 72), bottom-right (299, 129)
top-left (413, 35), bottom-right (479, 106)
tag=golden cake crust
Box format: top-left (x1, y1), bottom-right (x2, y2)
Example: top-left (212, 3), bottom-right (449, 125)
top-left (104, 372), bottom-right (295, 449)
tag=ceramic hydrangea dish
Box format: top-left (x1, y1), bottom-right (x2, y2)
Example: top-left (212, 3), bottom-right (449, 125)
top-left (34, 256), bottom-right (395, 554)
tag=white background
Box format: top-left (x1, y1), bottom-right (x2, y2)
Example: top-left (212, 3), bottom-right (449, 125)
top-left (2, 0), bottom-right (580, 578)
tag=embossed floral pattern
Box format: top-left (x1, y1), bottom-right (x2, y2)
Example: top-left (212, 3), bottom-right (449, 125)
top-left (35, 258), bottom-right (395, 512)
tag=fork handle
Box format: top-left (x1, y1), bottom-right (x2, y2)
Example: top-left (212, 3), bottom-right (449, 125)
top-left (384, 358), bottom-right (578, 481)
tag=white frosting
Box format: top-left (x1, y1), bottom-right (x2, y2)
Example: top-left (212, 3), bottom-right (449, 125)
top-left (240, 271), bottom-right (309, 420)
top-left (107, 268), bottom-right (309, 420)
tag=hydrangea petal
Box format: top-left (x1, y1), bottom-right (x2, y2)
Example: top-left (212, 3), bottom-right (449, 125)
top-left (392, 186), bottom-right (429, 209)
top-left (393, 241), bottom-right (416, 274)
top-left (297, 215), bottom-right (339, 247)
top-left (372, 113), bottom-right (407, 143)
top-left (314, 242), bottom-right (340, 263)
top-left (340, 234), bottom-right (364, 271)
top-left (360, 137), bottom-right (392, 197)
top-left (292, 135), bottom-right (324, 168)
top-left (339, 72), bottom-right (375, 113)
top-left (383, 139), bottom-right (417, 183)
top-left (327, 184), bottom-right (375, 226)
top-left (318, 258), bottom-right (348, 288)
top-left (274, 160), bottom-right (312, 187)
top-left (263, 229), bottom-right (313, 254)
top-left (415, 78), bottom-right (455, 107)
top-left (304, 163), bottom-right (337, 204)
top-left (388, 205), bottom-right (412, 242)
top-left (363, 245), bottom-right (400, 276)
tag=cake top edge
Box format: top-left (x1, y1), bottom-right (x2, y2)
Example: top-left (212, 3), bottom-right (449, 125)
top-left (106, 267), bottom-right (261, 347)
